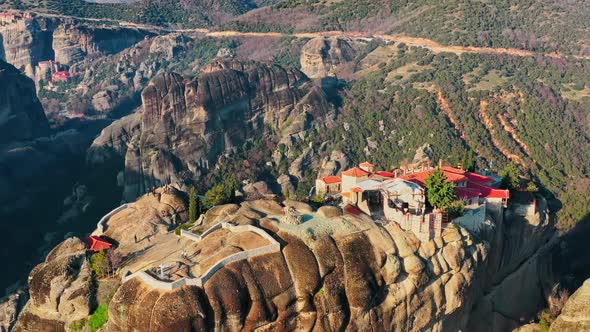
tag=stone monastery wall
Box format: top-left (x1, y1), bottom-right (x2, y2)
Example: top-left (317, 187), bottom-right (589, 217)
top-left (94, 203), bottom-right (134, 235)
top-left (122, 222), bottom-right (281, 290)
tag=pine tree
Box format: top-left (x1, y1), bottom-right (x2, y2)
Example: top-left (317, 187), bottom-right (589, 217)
top-left (188, 186), bottom-right (198, 222)
top-left (424, 168), bottom-right (456, 209)
top-left (500, 162), bottom-right (520, 190)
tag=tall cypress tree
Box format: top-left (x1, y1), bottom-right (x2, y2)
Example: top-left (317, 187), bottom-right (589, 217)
top-left (188, 186), bottom-right (198, 222)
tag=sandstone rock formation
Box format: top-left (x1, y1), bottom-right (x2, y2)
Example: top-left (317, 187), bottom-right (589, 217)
top-left (0, 60), bottom-right (49, 143)
top-left (13, 237), bottom-right (93, 332)
top-left (550, 278), bottom-right (590, 331)
top-left (90, 60), bottom-right (332, 201)
top-left (102, 199), bottom-right (487, 331)
top-left (0, 14), bottom-right (153, 78)
top-left (300, 37), bottom-right (357, 79)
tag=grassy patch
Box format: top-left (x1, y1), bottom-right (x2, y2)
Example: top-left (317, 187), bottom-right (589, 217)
top-left (466, 69), bottom-right (508, 91)
top-left (69, 304), bottom-right (109, 332)
top-left (561, 83), bottom-right (590, 100)
top-left (385, 62), bottom-right (432, 82)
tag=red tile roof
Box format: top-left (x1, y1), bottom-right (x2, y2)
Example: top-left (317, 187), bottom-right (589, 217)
top-left (83, 236), bottom-right (113, 252)
top-left (342, 167), bottom-right (369, 177)
top-left (455, 187), bottom-right (482, 199)
top-left (319, 175), bottom-right (341, 184)
top-left (351, 187), bottom-right (363, 193)
top-left (441, 166), bottom-right (494, 184)
top-left (400, 169), bottom-right (467, 186)
top-left (467, 182), bottom-right (509, 199)
top-left (359, 161), bottom-right (375, 168)
top-left (374, 171), bottom-right (395, 178)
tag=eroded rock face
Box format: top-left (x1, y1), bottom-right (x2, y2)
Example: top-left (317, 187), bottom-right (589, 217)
top-left (92, 60), bottom-right (331, 202)
top-left (52, 23), bottom-right (152, 65)
top-left (0, 60), bottom-right (49, 144)
top-left (104, 200), bottom-right (487, 332)
top-left (300, 37), bottom-right (356, 79)
top-left (0, 19), bottom-right (53, 75)
top-left (13, 238), bottom-right (93, 332)
top-left (550, 278), bottom-right (590, 331)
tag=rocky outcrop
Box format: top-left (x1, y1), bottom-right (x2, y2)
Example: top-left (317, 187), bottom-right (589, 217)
top-left (0, 18), bottom-right (53, 75)
top-left (52, 23), bottom-right (152, 65)
top-left (13, 237), bottom-right (93, 332)
top-left (0, 14), bottom-right (154, 78)
top-left (0, 60), bottom-right (49, 143)
top-left (101, 199), bottom-right (487, 331)
top-left (466, 197), bottom-right (556, 331)
top-left (90, 60), bottom-right (331, 201)
top-left (550, 278), bottom-right (590, 331)
top-left (300, 37), bottom-right (357, 79)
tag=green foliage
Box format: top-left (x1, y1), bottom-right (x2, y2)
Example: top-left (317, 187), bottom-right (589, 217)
top-left (527, 181), bottom-right (539, 193)
top-left (425, 168), bottom-right (456, 209)
top-left (69, 320), bottom-right (86, 332)
top-left (87, 304), bottom-right (109, 332)
top-left (445, 201), bottom-right (465, 219)
top-left (69, 303), bottom-right (109, 332)
top-left (188, 186), bottom-right (200, 222)
top-left (461, 150), bottom-right (475, 172)
top-left (174, 222), bottom-right (194, 236)
top-left (204, 178), bottom-right (237, 207)
top-left (500, 162), bottom-right (521, 190)
top-left (90, 250), bottom-right (109, 279)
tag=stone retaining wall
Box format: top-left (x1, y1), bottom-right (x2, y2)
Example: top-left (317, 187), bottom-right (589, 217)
top-left (93, 203), bottom-right (133, 235)
top-left (122, 222), bottom-right (280, 290)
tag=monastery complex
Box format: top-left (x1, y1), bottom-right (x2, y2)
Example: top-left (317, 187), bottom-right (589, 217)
top-left (316, 161), bottom-right (510, 241)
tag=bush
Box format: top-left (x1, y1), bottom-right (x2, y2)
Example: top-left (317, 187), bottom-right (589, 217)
top-left (174, 222), bottom-right (194, 236)
top-left (90, 250), bottom-right (109, 278)
top-left (445, 201), bottom-right (465, 219)
top-left (87, 304), bottom-right (109, 332)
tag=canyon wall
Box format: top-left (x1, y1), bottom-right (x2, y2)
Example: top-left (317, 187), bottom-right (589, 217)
top-left (89, 60), bottom-right (332, 201)
top-left (0, 14), bottom-right (153, 77)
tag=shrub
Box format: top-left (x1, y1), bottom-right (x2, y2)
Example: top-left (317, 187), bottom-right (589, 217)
top-left (90, 250), bottom-right (109, 278)
top-left (445, 201), bottom-right (465, 219)
top-left (87, 304), bottom-right (109, 332)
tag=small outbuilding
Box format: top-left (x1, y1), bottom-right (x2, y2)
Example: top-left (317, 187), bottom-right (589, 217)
top-left (83, 236), bottom-right (113, 252)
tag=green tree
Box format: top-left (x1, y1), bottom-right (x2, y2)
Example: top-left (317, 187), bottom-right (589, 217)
top-left (462, 150), bottom-right (475, 171)
top-left (425, 168), bottom-right (456, 209)
top-left (90, 250), bottom-right (109, 278)
top-left (205, 178), bottom-right (237, 207)
top-left (527, 181), bottom-right (539, 193)
top-left (188, 186), bottom-right (199, 222)
top-left (500, 162), bottom-right (520, 190)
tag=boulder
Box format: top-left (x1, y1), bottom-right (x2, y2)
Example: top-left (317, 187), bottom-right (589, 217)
top-left (317, 206), bottom-right (343, 218)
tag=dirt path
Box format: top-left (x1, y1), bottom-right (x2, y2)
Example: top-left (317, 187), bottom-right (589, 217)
top-left (23, 11), bottom-right (590, 61)
top-left (478, 100), bottom-right (528, 169)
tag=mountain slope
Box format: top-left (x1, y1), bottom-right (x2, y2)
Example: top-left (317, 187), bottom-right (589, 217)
top-left (229, 0), bottom-right (590, 56)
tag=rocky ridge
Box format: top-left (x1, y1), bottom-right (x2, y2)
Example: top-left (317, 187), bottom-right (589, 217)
top-left (89, 59), bottom-right (333, 201)
top-left (0, 14), bottom-right (154, 77)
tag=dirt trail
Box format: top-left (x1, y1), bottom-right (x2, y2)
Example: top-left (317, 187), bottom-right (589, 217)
top-left (478, 100), bottom-right (528, 169)
top-left (25, 11), bottom-right (589, 61)
top-left (496, 113), bottom-right (531, 156)
top-left (436, 91), bottom-right (466, 140)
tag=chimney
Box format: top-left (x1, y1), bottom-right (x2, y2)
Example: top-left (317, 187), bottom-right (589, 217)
top-left (457, 162), bottom-right (463, 170)
top-left (438, 159), bottom-right (443, 168)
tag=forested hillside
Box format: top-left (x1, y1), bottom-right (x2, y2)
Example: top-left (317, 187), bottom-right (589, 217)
top-left (318, 45), bottom-right (589, 229)
top-left (1, 0), bottom-right (256, 26)
top-left (232, 0), bottom-right (590, 55)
